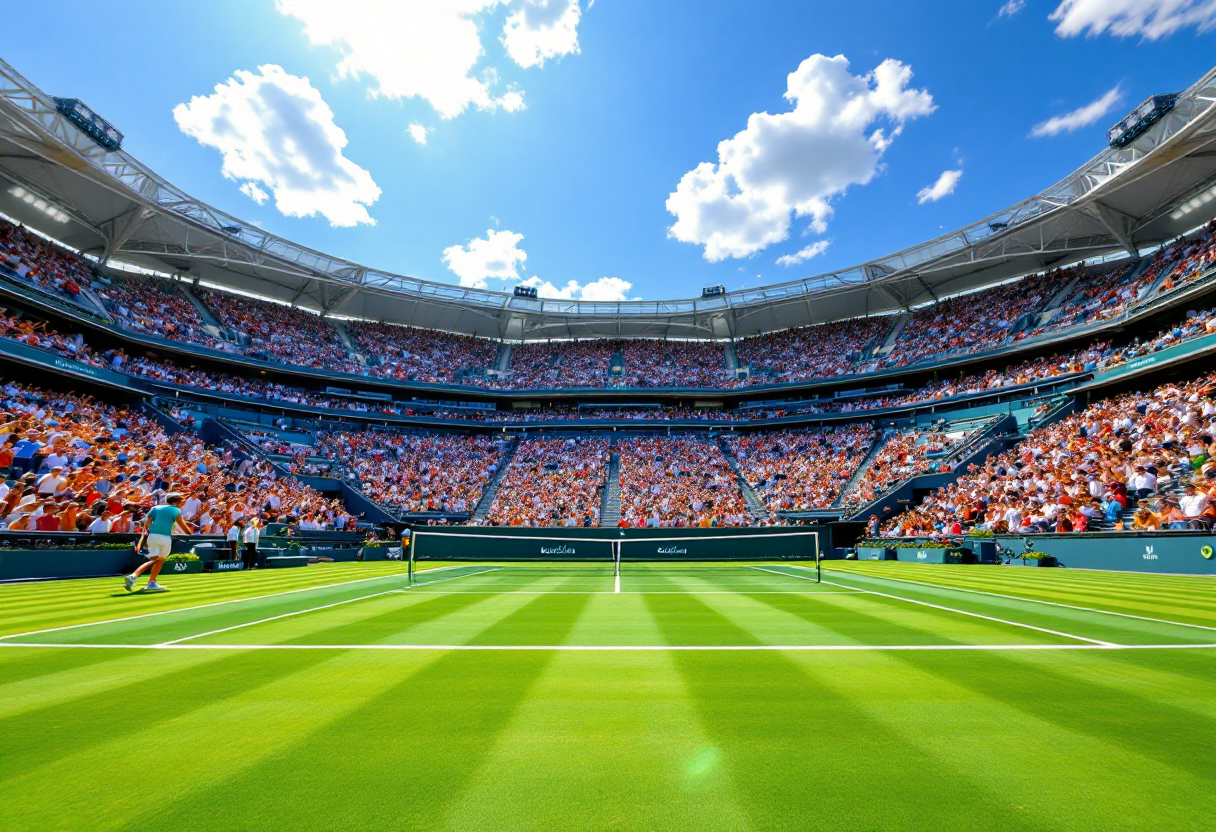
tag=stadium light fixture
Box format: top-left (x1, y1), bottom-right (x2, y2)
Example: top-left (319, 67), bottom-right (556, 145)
top-left (8, 186), bottom-right (69, 222)
top-left (1169, 184), bottom-right (1216, 221)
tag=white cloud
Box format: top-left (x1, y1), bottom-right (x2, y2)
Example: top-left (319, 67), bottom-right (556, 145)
top-left (239, 182), bottom-right (270, 204)
top-left (276, 0), bottom-right (581, 121)
top-left (916, 169), bottom-right (963, 204)
top-left (442, 228), bottom-right (528, 288)
top-left (173, 64), bottom-right (380, 227)
top-left (1030, 86), bottom-right (1123, 137)
top-left (277, 0), bottom-right (512, 120)
top-left (666, 54), bottom-right (935, 262)
top-left (503, 0), bottom-right (582, 68)
top-left (520, 275), bottom-right (635, 301)
top-left (776, 240), bottom-right (831, 267)
top-left (1050, 0), bottom-right (1216, 40)
top-left (999, 0), bottom-right (1026, 17)
top-left (407, 123), bottom-right (429, 145)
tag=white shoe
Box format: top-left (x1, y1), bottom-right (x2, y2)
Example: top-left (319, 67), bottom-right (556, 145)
top-left (145, 582), bottom-right (169, 592)
top-left (123, 575), bottom-right (136, 592)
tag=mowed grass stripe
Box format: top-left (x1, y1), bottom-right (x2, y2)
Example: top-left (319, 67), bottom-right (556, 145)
top-left (826, 571), bottom-right (1214, 645)
top-left (20, 578), bottom-right (414, 646)
top-left (440, 593), bottom-right (753, 831)
top-left (0, 647), bottom-right (335, 783)
top-left (0, 563), bottom-right (410, 638)
top-left (828, 563), bottom-right (1216, 624)
top-left (829, 562), bottom-right (1216, 623)
top-left (874, 641), bottom-right (1216, 784)
top-left (783, 647), bottom-right (1215, 831)
top-left (113, 590), bottom-right (596, 832)
top-left (644, 593), bottom-right (1039, 831)
top-left (0, 650), bottom-right (445, 832)
top-left (741, 589), bottom-right (1053, 646)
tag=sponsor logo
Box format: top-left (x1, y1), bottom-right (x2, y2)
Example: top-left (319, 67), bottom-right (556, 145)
top-left (171, 562), bottom-right (190, 572)
top-left (916, 550), bottom-right (928, 559)
top-left (657, 546), bottom-right (687, 555)
top-left (214, 560), bottom-right (244, 571)
top-left (1144, 545), bottom-right (1157, 560)
top-left (540, 545), bottom-right (576, 555)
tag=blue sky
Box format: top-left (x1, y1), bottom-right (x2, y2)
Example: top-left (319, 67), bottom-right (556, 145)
top-left (2, 1), bottom-right (1214, 301)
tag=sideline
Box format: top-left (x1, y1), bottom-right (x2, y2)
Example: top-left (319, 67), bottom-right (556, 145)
top-left (822, 579), bottom-right (1116, 646)
top-left (825, 568), bottom-right (1216, 632)
top-left (0, 566), bottom-right (440, 642)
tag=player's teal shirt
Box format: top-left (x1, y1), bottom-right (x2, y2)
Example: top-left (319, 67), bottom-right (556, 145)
top-left (146, 505), bottom-right (181, 536)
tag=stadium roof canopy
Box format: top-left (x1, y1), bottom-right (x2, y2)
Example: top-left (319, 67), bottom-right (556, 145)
top-left (1, 57), bottom-right (1215, 342)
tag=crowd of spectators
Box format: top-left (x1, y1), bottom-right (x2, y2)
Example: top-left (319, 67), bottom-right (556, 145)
top-left (0, 382), bottom-right (350, 535)
top-left (0, 218), bottom-right (94, 302)
top-left (840, 427), bottom-right (965, 510)
top-left (483, 437), bottom-right (609, 526)
top-left (347, 321), bottom-right (500, 384)
top-left (499, 340), bottom-right (616, 389)
top-left (878, 270), bottom-right (1060, 369)
top-left (617, 437), bottom-right (751, 526)
top-left (94, 275), bottom-right (219, 348)
top-left (306, 429), bottom-right (505, 514)
top-left (880, 373), bottom-right (1216, 536)
top-left (7, 212), bottom-right (1216, 391)
top-left (618, 340), bottom-right (730, 388)
top-left (196, 289), bottom-right (361, 371)
top-left (727, 425), bottom-right (876, 512)
top-left (735, 317), bottom-right (889, 383)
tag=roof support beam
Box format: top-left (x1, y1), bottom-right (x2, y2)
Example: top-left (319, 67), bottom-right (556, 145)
top-left (1084, 201), bottom-right (1140, 258)
top-left (98, 205), bottom-right (150, 264)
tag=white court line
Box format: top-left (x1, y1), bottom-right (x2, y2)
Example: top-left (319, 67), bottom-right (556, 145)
top-left (751, 566), bottom-right (830, 584)
top-left (822, 579), bottom-right (1116, 646)
top-left (2, 642), bottom-right (1212, 652)
top-left (828, 569), bottom-right (1216, 632)
top-left (163, 568), bottom-right (500, 646)
top-left (0, 567), bottom-right (428, 643)
top-left (397, 590), bottom-right (861, 595)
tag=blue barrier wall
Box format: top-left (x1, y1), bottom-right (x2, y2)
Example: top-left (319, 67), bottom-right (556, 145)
top-left (996, 532), bottom-right (1216, 574)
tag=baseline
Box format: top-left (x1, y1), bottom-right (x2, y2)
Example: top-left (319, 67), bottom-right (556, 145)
top-left (2, 642), bottom-right (1212, 652)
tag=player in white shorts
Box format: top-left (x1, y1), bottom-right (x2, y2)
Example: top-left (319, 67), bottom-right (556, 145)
top-left (125, 494), bottom-right (194, 592)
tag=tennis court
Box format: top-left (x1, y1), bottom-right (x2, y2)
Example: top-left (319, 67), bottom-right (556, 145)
top-left (1, 559), bottom-right (1213, 831)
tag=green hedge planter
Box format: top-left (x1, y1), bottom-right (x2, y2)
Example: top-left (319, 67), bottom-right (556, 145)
top-left (161, 560), bottom-right (202, 575)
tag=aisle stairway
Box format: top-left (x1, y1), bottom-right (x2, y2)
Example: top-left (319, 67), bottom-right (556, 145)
top-left (327, 318), bottom-right (368, 366)
top-left (716, 437), bottom-right (770, 522)
top-left (600, 449), bottom-right (622, 527)
top-left (832, 433), bottom-right (887, 508)
top-left (179, 283), bottom-right (232, 341)
top-left (470, 437), bottom-right (520, 523)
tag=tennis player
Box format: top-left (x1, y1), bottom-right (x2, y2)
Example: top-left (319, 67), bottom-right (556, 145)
top-left (124, 494), bottom-right (193, 592)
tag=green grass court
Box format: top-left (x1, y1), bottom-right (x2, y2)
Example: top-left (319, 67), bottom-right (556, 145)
top-left (1, 560), bottom-right (1213, 831)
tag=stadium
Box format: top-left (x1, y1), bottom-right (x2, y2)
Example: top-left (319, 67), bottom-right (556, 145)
top-left (0, 8), bottom-right (1214, 831)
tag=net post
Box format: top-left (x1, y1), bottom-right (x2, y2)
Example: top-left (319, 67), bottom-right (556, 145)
top-left (815, 533), bottom-right (821, 584)
top-left (408, 531), bottom-right (415, 585)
